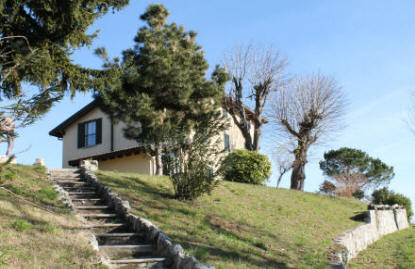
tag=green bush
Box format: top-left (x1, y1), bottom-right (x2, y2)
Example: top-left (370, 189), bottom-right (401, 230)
top-left (352, 189), bottom-right (365, 200)
top-left (371, 187), bottom-right (413, 218)
top-left (220, 150), bottom-right (271, 185)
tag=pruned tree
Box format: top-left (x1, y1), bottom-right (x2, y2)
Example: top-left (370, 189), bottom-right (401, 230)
top-left (270, 73), bottom-right (346, 191)
top-left (319, 147), bottom-right (394, 197)
top-left (223, 44), bottom-right (287, 151)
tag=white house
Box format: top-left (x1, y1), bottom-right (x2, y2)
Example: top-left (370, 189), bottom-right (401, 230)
top-left (49, 99), bottom-right (264, 175)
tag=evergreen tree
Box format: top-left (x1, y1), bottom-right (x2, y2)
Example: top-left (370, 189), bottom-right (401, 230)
top-left (96, 4), bottom-right (229, 179)
top-left (0, 0), bottom-right (129, 135)
top-left (319, 147), bottom-right (394, 197)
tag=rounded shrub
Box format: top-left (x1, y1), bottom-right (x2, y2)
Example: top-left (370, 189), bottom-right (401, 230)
top-left (220, 149), bottom-right (271, 184)
top-left (371, 187), bottom-right (413, 218)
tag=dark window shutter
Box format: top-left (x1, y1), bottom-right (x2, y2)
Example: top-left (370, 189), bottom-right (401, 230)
top-left (96, 118), bottom-right (102, 144)
top-left (78, 123), bottom-right (85, 148)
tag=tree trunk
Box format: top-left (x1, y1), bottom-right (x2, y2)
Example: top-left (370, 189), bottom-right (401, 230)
top-left (252, 118), bottom-right (262, 151)
top-left (277, 174), bottom-right (284, 188)
top-left (155, 143), bottom-right (163, 176)
top-left (5, 135), bottom-right (14, 157)
top-left (290, 145), bottom-right (308, 191)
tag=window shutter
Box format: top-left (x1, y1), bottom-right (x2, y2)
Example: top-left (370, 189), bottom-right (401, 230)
top-left (96, 118), bottom-right (102, 144)
top-left (78, 123), bottom-right (85, 148)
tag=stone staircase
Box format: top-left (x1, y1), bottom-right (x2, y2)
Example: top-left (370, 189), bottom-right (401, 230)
top-left (49, 169), bottom-right (168, 269)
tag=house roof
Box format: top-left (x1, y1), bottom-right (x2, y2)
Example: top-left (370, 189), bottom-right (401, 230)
top-left (49, 100), bottom-right (98, 138)
top-left (68, 145), bottom-right (146, 166)
top-left (49, 97), bottom-right (268, 138)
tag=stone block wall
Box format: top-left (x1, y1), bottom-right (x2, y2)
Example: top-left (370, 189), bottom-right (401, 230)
top-left (328, 205), bottom-right (409, 268)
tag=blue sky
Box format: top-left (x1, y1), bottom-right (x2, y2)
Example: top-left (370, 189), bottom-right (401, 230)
top-left (5, 1), bottom-right (415, 202)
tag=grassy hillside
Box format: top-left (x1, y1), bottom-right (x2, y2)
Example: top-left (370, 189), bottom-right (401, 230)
top-left (96, 170), bottom-right (367, 269)
top-left (0, 164), bottom-right (104, 269)
top-left (349, 225), bottom-right (415, 269)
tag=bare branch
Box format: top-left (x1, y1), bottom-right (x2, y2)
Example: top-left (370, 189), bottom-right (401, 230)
top-left (223, 43), bottom-right (287, 150)
top-left (269, 73), bottom-right (347, 190)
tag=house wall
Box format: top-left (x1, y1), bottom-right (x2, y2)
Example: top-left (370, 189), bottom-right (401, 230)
top-left (62, 107), bottom-right (140, 168)
top-left (98, 153), bottom-right (154, 174)
top-left (220, 112), bottom-right (255, 152)
top-left (61, 106), bottom-right (253, 172)
top-left (62, 107), bottom-right (111, 168)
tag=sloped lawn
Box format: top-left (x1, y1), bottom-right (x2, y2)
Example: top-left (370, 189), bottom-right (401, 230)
top-left (0, 164), bottom-right (104, 268)
top-left (96, 170), bottom-right (366, 269)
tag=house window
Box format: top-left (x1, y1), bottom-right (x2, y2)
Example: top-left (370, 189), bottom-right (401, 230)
top-left (224, 134), bottom-right (230, 152)
top-left (78, 118), bottom-right (102, 148)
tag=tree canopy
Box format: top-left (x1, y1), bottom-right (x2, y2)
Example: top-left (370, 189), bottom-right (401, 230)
top-left (95, 4), bottom-right (229, 178)
top-left (0, 0), bottom-right (129, 125)
top-left (320, 147), bottom-right (394, 196)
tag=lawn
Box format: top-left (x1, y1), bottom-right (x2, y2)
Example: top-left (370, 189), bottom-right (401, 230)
top-left (95, 170), bottom-right (367, 269)
top-left (349, 225), bottom-right (415, 269)
top-left (0, 164), bottom-right (104, 269)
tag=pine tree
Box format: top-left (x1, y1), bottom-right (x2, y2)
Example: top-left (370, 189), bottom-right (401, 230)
top-left (0, 0), bottom-right (129, 128)
top-left (96, 4), bottom-right (229, 179)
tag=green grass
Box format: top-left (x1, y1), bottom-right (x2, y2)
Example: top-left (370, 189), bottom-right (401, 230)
top-left (0, 164), bottom-right (105, 268)
top-left (95, 170), bottom-right (367, 269)
top-left (349, 225), bottom-right (415, 269)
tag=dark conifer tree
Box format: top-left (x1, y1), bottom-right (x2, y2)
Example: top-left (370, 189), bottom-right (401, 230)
top-left (96, 4), bottom-right (229, 177)
top-left (0, 0), bottom-right (129, 131)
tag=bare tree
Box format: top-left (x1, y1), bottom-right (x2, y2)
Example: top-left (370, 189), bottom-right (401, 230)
top-left (223, 44), bottom-right (287, 151)
top-left (273, 145), bottom-right (293, 188)
top-left (270, 73), bottom-right (346, 191)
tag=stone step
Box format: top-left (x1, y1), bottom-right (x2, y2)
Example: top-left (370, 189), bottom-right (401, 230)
top-left (57, 181), bottom-right (87, 185)
top-left (110, 257), bottom-right (166, 269)
top-left (64, 187), bottom-right (96, 192)
top-left (90, 224), bottom-right (131, 234)
top-left (68, 191), bottom-right (97, 195)
top-left (72, 198), bottom-right (106, 206)
top-left (75, 205), bottom-right (111, 210)
top-left (69, 193), bottom-right (101, 199)
top-left (100, 245), bottom-right (154, 259)
top-left (96, 233), bottom-right (146, 245)
top-left (81, 213), bottom-right (118, 218)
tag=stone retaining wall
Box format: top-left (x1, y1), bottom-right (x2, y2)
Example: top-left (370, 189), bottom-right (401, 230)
top-left (328, 205), bottom-right (409, 268)
top-left (79, 160), bottom-right (213, 269)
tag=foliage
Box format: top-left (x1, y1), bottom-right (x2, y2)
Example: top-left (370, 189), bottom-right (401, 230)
top-left (95, 4), bottom-right (229, 177)
top-left (220, 149), bottom-right (271, 184)
top-left (352, 189), bottom-right (365, 200)
top-left (96, 169), bottom-right (366, 269)
top-left (320, 147), bottom-right (394, 197)
top-left (0, 0), bottom-right (129, 144)
top-left (371, 187), bottom-right (413, 218)
top-left (166, 84), bottom-right (228, 200)
top-left (319, 180), bottom-right (336, 196)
